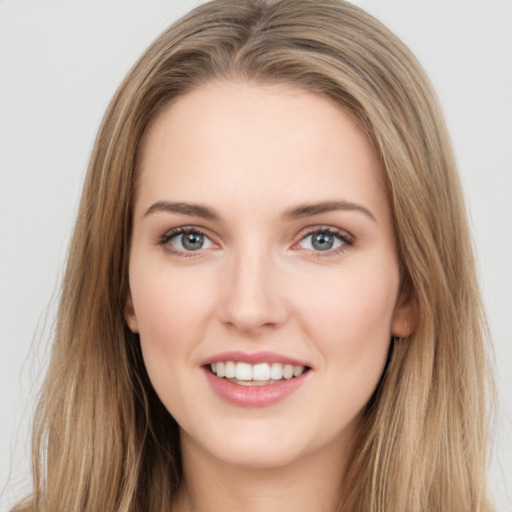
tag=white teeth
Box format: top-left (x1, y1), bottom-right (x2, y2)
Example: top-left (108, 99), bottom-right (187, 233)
top-left (216, 361), bottom-right (225, 378)
top-left (283, 364), bottom-right (294, 379)
top-left (293, 365), bottom-right (305, 377)
top-left (235, 362), bottom-right (252, 380)
top-left (252, 363), bottom-right (270, 381)
top-left (270, 362), bottom-right (283, 380)
top-left (225, 361), bottom-right (236, 379)
top-left (210, 361), bottom-right (306, 381)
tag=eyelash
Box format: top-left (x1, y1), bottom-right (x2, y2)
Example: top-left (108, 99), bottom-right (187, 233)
top-left (295, 226), bottom-right (354, 258)
top-left (156, 225), bottom-right (354, 258)
top-left (157, 226), bottom-right (212, 258)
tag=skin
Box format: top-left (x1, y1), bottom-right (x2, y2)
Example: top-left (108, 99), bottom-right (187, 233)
top-left (126, 81), bottom-right (415, 511)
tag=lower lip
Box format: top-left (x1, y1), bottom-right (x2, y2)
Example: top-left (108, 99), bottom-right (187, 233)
top-left (203, 368), bottom-right (309, 407)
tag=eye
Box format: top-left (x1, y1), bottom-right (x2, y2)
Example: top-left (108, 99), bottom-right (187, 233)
top-left (296, 228), bottom-right (353, 253)
top-left (159, 227), bottom-right (215, 254)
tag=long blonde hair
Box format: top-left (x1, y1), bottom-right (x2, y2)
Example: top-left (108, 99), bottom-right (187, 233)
top-left (15, 1), bottom-right (494, 511)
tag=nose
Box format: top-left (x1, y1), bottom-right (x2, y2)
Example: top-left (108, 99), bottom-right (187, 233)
top-left (219, 248), bottom-right (288, 334)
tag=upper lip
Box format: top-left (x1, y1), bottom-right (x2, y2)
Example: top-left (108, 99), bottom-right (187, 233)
top-left (201, 351), bottom-right (310, 368)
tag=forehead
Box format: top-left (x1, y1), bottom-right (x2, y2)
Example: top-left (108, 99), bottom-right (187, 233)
top-left (134, 80), bottom-right (386, 220)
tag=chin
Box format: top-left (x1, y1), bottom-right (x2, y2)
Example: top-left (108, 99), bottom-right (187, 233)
top-left (212, 441), bottom-right (305, 470)
top-left (181, 419), bottom-right (311, 470)
top-left (189, 416), bottom-right (346, 472)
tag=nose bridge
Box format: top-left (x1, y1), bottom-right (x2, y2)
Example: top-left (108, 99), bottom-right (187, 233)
top-left (220, 239), bottom-right (286, 332)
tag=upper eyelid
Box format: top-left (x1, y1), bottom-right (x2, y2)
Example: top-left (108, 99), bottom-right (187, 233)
top-left (158, 226), bottom-right (216, 257)
top-left (293, 226), bottom-right (355, 251)
top-left (156, 226), bottom-right (215, 250)
top-left (161, 225), bottom-right (212, 239)
top-left (296, 225), bottom-right (353, 240)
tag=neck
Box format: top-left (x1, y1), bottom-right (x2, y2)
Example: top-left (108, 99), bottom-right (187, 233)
top-left (172, 430), bottom-right (353, 512)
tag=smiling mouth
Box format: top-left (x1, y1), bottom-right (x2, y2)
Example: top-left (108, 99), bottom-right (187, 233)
top-left (207, 361), bottom-right (310, 386)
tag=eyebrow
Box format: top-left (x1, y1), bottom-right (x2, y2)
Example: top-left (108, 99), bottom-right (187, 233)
top-left (281, 200), bottom-right (376, 222)
top-left (144, 201), bottom-right (219, 220)
top-left (144, 199), bottom-right (376, 223)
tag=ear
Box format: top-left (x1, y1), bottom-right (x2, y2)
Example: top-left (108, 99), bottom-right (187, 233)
top-left (125, 292), bottom-right (139, 333)
top-left (391, 285), bottom-right (416, 338)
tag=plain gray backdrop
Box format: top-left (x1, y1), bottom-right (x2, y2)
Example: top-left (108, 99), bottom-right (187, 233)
top-left (1, 1), bottom-right (511, 510)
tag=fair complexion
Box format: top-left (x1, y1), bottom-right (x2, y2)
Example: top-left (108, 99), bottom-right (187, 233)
top-left (126, 81), bottom-right (415, 512)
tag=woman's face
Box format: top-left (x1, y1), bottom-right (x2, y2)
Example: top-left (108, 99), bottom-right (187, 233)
top-left (127, 81), bottom-right (414, 469)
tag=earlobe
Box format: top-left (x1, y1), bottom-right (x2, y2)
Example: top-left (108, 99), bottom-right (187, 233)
top-left (391, 287), bottom-right (417, 338)
top-left (125, 292), bottom-right (139, 333)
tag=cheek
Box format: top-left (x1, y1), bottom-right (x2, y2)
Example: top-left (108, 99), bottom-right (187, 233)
top-left (131, 259), bottom-right (210, 337)
top-left (292, 258), bottom-right (399, 368)
top-left (128, 258), bottom-right (218, 385)
top-left (128, 260), bottom-right (220, 421)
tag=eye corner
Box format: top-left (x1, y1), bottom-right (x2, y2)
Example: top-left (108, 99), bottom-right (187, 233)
top-left (156, 225), bottom-right (219, 258)
top-left (293, 225), bottom-right (354, 256)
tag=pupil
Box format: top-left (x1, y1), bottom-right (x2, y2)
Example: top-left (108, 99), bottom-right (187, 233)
top-left (182, 232), bottom-right (203, 251)
top-left (312, 233), bottom-right (334, 251)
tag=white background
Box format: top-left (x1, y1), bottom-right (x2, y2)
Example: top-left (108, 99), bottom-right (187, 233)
top-left (0, 1), bottom-right (511, 510)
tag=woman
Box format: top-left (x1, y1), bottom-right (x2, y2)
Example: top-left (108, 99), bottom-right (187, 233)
top-left (12, 0), bottom-right (495, 510)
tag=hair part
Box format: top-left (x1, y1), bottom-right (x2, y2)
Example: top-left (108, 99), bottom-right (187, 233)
top-left (15, 1), bottom-right (494, 511)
